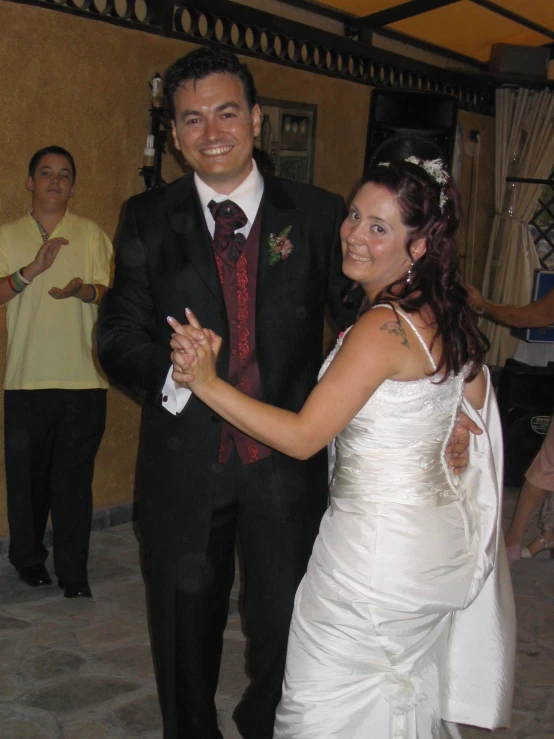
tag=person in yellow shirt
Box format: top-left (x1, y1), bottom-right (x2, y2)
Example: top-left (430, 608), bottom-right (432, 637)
top-left (0, 146), bottom-right (113, 597)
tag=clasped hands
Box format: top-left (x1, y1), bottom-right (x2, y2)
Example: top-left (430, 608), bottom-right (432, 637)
top-left (167, 310), bottom-right (479, 474)
top-left (168, 308), bottom-right (221, 390)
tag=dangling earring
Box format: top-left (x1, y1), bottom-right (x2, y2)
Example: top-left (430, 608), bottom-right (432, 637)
top-left (406, 261), bottom-right (414, 284)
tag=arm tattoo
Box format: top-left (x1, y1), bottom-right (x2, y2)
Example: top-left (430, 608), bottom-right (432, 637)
top-left (380, 320), bottom-right (410, 349)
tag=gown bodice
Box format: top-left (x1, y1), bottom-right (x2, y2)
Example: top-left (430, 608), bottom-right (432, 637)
top-left (320, 306), bottom-right (465, 507)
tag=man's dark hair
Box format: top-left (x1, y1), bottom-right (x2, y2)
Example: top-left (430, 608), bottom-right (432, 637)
top-left (164, 48), bottom-right (258, 120)
top-left (28, 146), bottom-right (76, 181)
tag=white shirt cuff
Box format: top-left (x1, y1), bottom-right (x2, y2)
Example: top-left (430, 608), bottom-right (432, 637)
top-left (161, 366), bottom-right (191, 415)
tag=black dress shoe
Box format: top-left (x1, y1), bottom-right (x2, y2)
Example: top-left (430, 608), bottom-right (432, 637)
top-left (18, 564), bottom-right (52, 587)
top-left (59, 581), bottom-right (92, 598)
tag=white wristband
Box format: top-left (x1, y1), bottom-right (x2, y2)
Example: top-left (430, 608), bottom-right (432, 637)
top-left (17, 268), bottom-right (32, 285)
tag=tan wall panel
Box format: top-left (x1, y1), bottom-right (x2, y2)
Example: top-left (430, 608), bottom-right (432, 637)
top-left (457, 110), bottom-right (496, 289)
top-left (0, 0), bottom-right (494, 537)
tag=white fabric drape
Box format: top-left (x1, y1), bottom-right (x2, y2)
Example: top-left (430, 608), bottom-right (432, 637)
top-left (443, 368), bottom-right (516, 729)
top-left (481, 88), bottom-right (554, 366)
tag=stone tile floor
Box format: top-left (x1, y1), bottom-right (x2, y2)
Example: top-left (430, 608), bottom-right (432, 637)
top-left (0, 487), bottom-right (553, 738)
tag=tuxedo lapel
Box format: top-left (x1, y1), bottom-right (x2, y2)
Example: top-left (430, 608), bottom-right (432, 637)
top-left (165, 177), bottom-right (224, 310)
top-left (257, 176), bottom-right (300, 316)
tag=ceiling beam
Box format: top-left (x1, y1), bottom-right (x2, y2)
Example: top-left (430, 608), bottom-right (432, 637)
top-left (244, 0), bottom-right (553, 67)
top-left (260, 0), bottom-right (352, 24)
top-left (470, 0), bottom-right (554, 42)
top-left (352, 0), bottom-right (459, 29)
top-left (355, 25), bottom-right (485, 69)
top-left (349, 0), bottom-right (554, 42)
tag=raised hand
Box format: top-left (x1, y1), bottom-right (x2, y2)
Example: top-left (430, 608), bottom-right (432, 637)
top-left (466, 284), bottom-right (485, 313)
top-left (49, 277), bottom-right (84, 300)
top-left (167, 309), bottom-right (222, 389)
top-left (26, 237), bottom-right (68, 279)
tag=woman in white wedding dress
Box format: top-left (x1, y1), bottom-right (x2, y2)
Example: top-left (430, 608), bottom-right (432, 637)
top-left (168, 159), bottom-right (515, 738)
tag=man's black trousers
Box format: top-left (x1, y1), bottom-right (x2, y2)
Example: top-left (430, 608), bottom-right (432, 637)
top-left (143, 447), bottom-right (326, 739)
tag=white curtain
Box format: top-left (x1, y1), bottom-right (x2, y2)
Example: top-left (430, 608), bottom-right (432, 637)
top-left (481, 88), bottom-right (554, 366)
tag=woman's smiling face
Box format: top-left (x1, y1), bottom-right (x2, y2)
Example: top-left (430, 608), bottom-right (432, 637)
top-left (340, 181), bottom-right (425, 299)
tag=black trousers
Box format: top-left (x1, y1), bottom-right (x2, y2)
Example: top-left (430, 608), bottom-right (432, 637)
top-left (5, 389), bottom-right (107, 584)
top-left (144, 449), bottom-right (325, 739)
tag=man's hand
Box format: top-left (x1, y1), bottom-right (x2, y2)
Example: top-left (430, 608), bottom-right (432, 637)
top-left (49, 277), bottom-right (84, 300)
top-left (25, 237), bottom-right (68, 280)
top-left (169, 332), bottom-right (197, 388)
top-left (446, 411), bottom-right (482, 476)
top-left (167, 309), bottom-right (221, 388)
top-left (466, 284), bottom-right (485, 314)
top-left (167, 312), bottom-right (205, 387)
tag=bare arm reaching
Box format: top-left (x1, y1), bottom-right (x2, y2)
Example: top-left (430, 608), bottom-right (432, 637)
top-left (168, 307), bottom-right (477, 464)
top-left (467, 284), bottom-right (554, 329)
top-left (169, 309), bottom-right (411, 459)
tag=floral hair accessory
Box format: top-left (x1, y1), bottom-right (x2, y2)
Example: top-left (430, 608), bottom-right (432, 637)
top-left (378, 157), bottom-right (449, 213)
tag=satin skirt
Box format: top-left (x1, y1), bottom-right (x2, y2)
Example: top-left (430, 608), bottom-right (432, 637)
top-left (273, 493), bottom-right (478, 739)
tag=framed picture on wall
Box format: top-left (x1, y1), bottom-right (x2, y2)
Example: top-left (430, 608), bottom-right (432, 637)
top-left (256, 98), bottom-right (317, 184)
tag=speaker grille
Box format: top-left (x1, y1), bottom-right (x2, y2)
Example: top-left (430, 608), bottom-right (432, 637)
top-left (364, 90), bottom-right (458, 176)
top-left (366, 132), bottom-right (448, 172)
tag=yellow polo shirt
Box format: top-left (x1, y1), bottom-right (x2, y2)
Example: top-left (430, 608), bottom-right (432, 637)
top-left (0, 210), bottom-right (113, 390)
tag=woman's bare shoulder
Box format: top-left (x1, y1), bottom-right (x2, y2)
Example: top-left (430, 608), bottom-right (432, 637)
top-left (340, 306), bottom-right (414, 369)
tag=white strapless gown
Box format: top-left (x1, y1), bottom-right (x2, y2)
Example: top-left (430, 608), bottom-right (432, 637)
top-left (274, 310), bottom-right (513, 739)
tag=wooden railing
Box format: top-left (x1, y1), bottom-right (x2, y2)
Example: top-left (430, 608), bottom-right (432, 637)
top-left (11, 0), bottom-right (495, 114)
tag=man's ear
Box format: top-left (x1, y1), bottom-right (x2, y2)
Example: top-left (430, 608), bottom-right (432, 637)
top-left (171, 120), bottom-right (181, 152)
top-left (25, 176), bottom-right (34, 193)
top-left (251, 104), bottom-right (262, 138)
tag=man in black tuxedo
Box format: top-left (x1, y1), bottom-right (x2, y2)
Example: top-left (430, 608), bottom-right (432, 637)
top-left (97, 48), bottom-right (356, 739)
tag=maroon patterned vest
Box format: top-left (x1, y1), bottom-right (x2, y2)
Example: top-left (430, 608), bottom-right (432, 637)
top-left (213, 209), bottom-right (271, 465)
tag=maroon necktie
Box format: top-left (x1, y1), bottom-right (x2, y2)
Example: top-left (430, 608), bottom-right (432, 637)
top-left (208, 199), bottom-right (248, 268)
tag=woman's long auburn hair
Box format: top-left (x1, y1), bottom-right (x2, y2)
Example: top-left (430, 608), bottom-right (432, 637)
top-left (358, 159), bottom-right (489, 381)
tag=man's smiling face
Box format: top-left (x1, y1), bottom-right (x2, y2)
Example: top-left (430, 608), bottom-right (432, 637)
top-left (171, 73), bottom-right (261, 195)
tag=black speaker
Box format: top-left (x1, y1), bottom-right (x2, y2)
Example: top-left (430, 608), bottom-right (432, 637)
top-left (497, 360), bottom-right (554, 487)
top-left (363, 90), bottom-right (458, 176)
top-left (489, 44), bottom-right (549, 81)
top-left (504, 411), bottom-right (550, 488)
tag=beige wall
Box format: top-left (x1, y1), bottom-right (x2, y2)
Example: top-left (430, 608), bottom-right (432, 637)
top-left (457, 110), bottom-right (496, 288)
top-left (0, 0), bottom-right (494, 537)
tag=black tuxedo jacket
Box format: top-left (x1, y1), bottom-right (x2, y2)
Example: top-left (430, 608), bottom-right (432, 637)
top-left (98, 173), bottom-right (357, 553)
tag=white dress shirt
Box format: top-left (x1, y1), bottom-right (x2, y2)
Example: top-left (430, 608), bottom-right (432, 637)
top-left (162, 161), bottom-right (265, 415)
